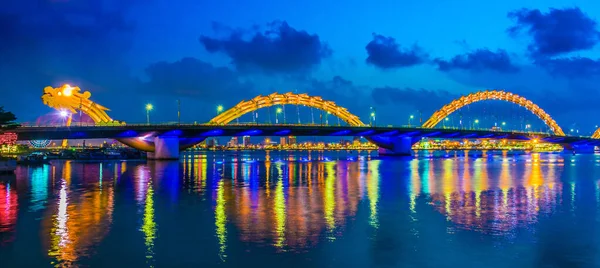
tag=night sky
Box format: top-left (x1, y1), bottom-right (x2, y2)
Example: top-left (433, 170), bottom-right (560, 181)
top-left (2, 0), bottom-right (600, 133)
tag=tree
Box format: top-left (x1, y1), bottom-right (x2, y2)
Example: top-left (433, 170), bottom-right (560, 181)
top-left (0, 106), bottom-right (17, 126)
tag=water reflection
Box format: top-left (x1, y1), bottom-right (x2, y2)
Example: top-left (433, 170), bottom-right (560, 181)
top-left (211, 155), bottom-right (375, 256)
top-left (4, 151), bottom-right (600, 266)
top-left (418, 153), bottom-right (565, 234)
top-left (44, 161), bottom-right (115, 266)
top-left (141, 182), bottom-right (157, 266)
top-left (0, 179), bottom-right (17, 245)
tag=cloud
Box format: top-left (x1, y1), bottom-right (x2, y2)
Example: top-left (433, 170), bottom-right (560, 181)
top-left (435, 49), bottom-right (519, 73)
top-left (199, 21), bottom-right (332, 73)
top-left (535, 57), bottom-right (600, 78)
top-left (365, 34), bottom-right (428, 69)
top-left (508, 8), bottom-right (600, 57)
top-left (142, 57), bottom-right (256, 104)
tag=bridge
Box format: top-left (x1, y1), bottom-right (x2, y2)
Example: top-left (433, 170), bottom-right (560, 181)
top-left (2, 84), bottom-right (599, 159)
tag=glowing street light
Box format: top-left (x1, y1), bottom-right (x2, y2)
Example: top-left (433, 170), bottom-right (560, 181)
top-left (275, 107), bottom-right (282, 124)
top-left (217, 105), bottom-right (224, 114)
top-left (474, 119), bottom-right (479, 130)
top-left (409, 115), bottom-right (414, 127)
top-left (443, 117), bottom-right (449, 128)
top-left (59, 110), bottom-right (69, 118)
top-left (146, 103), bottom-right (153, 125)
top-left (370, 111), bottom-right (376, 127)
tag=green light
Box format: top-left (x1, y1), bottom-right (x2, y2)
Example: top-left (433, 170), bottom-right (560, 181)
top-left (474, 119), bottom-right (479, 123)
top-left (217, 105), bottom-right (224, 112)
top-left (410, 115), bottom-right (414, 119)
top-left (370, 112), bottom-right (375, 117)
top-left (145, 104), bottom-right (153, 111)
top-left (276, 107), bottom-right (282, 113)
top-left (444, 118), bottom-right (449, 121)
top-left (502, 122), bottom-right (506, 126)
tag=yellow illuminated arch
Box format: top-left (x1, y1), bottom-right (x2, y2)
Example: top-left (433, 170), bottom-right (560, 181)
top-left (422, 90), bottom-right (565, 136)
top-left (209, 92), bottom-right (366, 126)
top-left (592, 129), bottom-right (600, 139)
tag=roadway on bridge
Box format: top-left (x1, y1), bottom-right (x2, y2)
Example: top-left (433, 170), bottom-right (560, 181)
top-left (8, 124), bottom-right (600, 145)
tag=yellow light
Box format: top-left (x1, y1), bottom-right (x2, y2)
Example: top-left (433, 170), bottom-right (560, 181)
top-left (276, 107), bottom-right (282, 113)
top-left (370, 112), bottom-right (375, 117)
top-left (146, 104), bottom-right (153, 111)
top-left (62, 85), bottom-right (73, 97)
top-left (217, 105), bottom-right (224, 112)
top-left (532, 139), bottom-right (538, 143)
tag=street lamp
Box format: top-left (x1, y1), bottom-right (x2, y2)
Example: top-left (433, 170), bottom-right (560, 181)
top-left (444, 117), bottom-right (449, 128)
top-left (409, 115), bottom-right (414, 127)
top-left (370, 111), bottom-right (376, 127)
top-left (145, 104), bottom-right (153, 125)
top-left (276, 107), bottom-right (282, 124)
top-left (177, 99), bottom-right (181, 125)
top-left (474, 119), bottom-right (479, 130)
top-left (217, 105), bottom-right (224, 114)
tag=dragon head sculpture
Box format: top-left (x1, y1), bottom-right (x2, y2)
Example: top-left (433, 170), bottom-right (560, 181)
top-left (42, 84), bottom-right (121, 124)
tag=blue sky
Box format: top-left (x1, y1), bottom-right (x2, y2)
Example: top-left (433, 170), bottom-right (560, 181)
top-left (2, 0), bottom-right (600, 133)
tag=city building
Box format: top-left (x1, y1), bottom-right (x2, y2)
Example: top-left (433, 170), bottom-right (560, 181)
top-left (243, 136), bottom-right (251, 147)
top-left (206, 138), bottom-right (218, 147)
top-left (288, 136), bottom-right (297, 145)
top-left (228, 137), bottom-right (238, 147)
top-left (280, 137), bottom-right (287, 146)
top-left (353, 136), bottom-right (361, 146)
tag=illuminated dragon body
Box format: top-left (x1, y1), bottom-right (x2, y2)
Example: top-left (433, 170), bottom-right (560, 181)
top-left (42, 85), bottom-right (123, 125)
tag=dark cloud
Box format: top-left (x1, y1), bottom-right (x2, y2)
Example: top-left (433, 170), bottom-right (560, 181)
top-left (371, 87), bottom-right (456, 113)
top-left (142, 57), bottom-right (256, 104)
top-left (508, 8), bottom-right (600, 57)
top-left (0, 0), bottom-right (139, 121)
top-left (535, 57), bottom-right (600, 78)
top-left (200, 21), bottom-right (332, 73)
top-left (365, 34), bottom-right (428, 69)
top-left (435, 49), bottom-right (519, 73)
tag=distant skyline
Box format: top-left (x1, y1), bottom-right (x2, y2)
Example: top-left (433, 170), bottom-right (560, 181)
top-left (2, 0), bottom-right (600, 132)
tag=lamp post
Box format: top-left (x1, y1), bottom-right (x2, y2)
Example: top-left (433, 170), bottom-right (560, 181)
top-left (145, 104), bottom-right (153, 125)
top-left (177, 99), bottom-right (181, 125)
top-left (443, 117), bottom-right (449, 128)
top-left (409, 115), bottom-right (414, 127)
top-left (370, 112), bottom-right (376, 127)
top-left (474, 119), bottom-right (479, 130)
top-left (276, 107), bottom-right (282, 124)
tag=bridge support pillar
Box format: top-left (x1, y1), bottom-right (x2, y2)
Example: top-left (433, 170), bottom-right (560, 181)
top-left (372, 136), bottom-right (415, 156)
top-left (148, 136), bottom-right (180, 160)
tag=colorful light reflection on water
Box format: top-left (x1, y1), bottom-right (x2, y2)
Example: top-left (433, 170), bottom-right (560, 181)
top-left (2, 151), bottom-right (600, 266)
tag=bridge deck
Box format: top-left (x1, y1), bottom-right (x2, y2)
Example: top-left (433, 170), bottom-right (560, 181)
top-left (5, 124), bottom-right (599, 145)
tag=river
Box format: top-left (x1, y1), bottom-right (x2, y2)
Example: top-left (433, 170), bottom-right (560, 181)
top-left (1, 150), bottom-right (600, 267)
